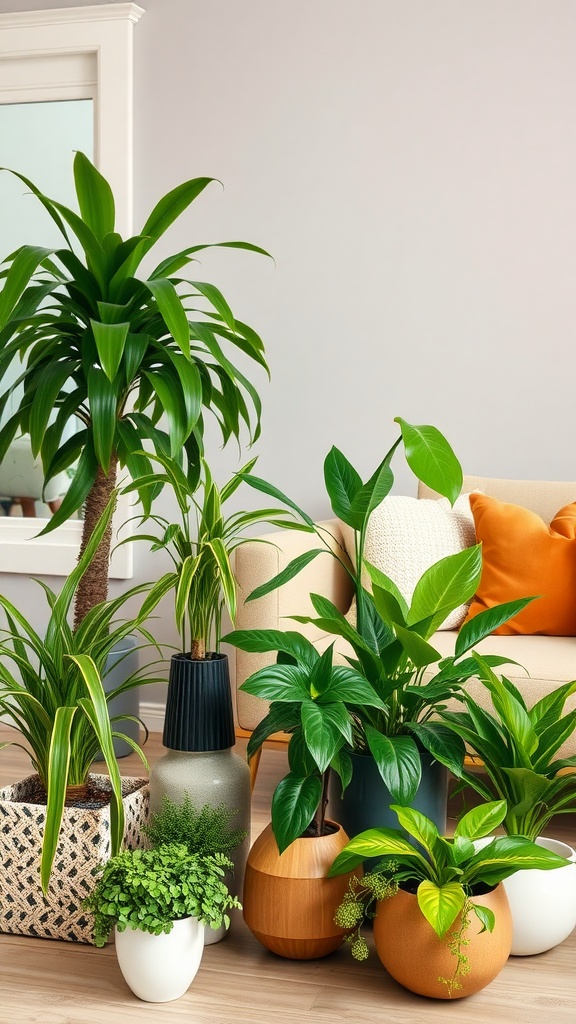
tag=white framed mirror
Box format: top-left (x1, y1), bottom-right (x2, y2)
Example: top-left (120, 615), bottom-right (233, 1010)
top-left (0, 3), bottom-right (144, 576)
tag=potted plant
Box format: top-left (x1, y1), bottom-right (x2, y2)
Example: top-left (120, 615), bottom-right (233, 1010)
top-left (329, 800), bottom-right (568, 999)
top-left (0, 151), bottom-right (269, 628)
top-left (220, 632), bottom-right (386, 958)
top-left (0, 499), bottom-right (173, 941)
top-left (122, 452), bottom-right (309, 920)
top-left (143, 794), bottom-right (248, 944)
top-left (232, 417), bottom-right (530, 834)
top-left (439, 655), bottom-right (576, 954)
top-left (83, 842), bottom-right (241, 1002)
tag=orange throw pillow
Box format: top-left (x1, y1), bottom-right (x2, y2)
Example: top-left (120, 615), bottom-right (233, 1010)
top-left (464, 493), bottom-right (576, 636)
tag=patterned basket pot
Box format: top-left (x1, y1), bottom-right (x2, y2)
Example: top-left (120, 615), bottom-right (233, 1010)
top-left (0, 773), bottom-right (149, 943)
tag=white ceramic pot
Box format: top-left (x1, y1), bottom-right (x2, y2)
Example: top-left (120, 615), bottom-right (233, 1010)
top-left (114, 916), bottom-right (204, 1002)
top-left (503, 837), bottom-right (576, 956)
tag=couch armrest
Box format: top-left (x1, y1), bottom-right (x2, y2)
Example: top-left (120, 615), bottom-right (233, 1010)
top-left (233, 518), bottom-right (353, 731)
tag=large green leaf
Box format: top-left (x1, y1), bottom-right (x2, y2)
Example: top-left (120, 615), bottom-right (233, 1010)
top-left (417, 880), bottom-right (465, 938)
top-left (239, 663), bottom-right (311, 703)
top-left (271, 773), bottom-right (323, 853)
top-left (454, 598), bottom-right (535, 658)
top-left (390, 804), bottom-right (440, 858)
top-left (300, 699), bottom-right (344, 772)
top-left (87, 366), bottom-right (118, 471)
top-left (0, 245), bottom-right (53, 328)
top-left (464, 835), bottom-right (568, 887)
top-left (323, 446), bottom-right (363, 528)
top-left (91, 320), bottom-right (129, 381)
top-left (225, 629), bottom-right (318, 668)
top-left (364, 562), bottom-right (409, 620)
top-left (41, 705), bottom-right (77, 892)
top-left (395, 417), bottom-right (463, 504)
top-left (140, 177), bottom-right (215, 252)
top-left (146, 277), bottom-right (191, 356)
top-left (328, 826), bottom-right (432, 874)
top-left (365, 726), bottom-right (421, 804)
top-left (408, 546), bottom-right (482, 631)
top-left (73, 152), bottom-right (115, 242)
top-left (453, 800), bottom-right (507, 840)
top-left (406, 723), bottom-right (466, 777)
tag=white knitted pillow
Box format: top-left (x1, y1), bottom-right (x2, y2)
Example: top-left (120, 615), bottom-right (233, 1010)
top-left (342, 493), bottom-right (477, 631)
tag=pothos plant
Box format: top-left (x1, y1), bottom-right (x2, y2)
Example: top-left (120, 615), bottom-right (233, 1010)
top-left (329, 801), bottom-right (567, 997)
top-left (222, 632), bottom-right (386, 852)
top-left (123, 453), bottom-right (304, 659)
top-left (0, 151), bottom-right (269, 627)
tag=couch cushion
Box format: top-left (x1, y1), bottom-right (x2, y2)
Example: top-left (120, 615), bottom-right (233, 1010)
top-left (465, 493), bottom-right (576, 635)
top-left (341, 492), bottom-right (477, 630)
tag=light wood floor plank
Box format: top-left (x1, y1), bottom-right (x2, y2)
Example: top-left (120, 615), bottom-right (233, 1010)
top-left (1, 726), bottom-right (575, 1023)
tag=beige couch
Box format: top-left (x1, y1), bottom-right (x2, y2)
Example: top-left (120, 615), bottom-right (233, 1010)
top-left (233, 476), bottom-right (576, 756)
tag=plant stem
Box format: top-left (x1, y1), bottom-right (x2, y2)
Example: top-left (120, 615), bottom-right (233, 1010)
top-left (73, 456), bottom-right (118, 628)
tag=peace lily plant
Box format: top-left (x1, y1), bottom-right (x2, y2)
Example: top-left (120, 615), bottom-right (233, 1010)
top-left (228, 417), bottom-right (531, 806)
top-left (0, 152), bottom-right (269, 627)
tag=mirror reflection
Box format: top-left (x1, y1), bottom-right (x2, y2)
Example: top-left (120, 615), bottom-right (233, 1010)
top-left (0, 98), bottom-right (93, 518)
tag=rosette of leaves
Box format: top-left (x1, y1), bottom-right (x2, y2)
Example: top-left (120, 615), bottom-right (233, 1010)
top-left (440, 656), bottom-right (576, 840)
top-left (0, 151), bottom-right (269, 627)
top-left (223, 631), bottom-right (386, 852)
top-left (123, 454), bottom-right (303, 658)
top-left (83, 843), bottom-right (241, 947)
top-left (0, 496), bottom-right (174, 891)
top-left (330, 800), bottom-right (567, 992)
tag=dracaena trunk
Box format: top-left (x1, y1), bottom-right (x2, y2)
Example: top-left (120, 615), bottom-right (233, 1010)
top-left (73, 456), bottom-right (118, 629)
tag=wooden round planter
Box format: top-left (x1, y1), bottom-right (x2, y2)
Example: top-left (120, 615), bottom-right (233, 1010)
top-left (373, 884), bottom-right (512, 999)
top-left (243, 821), bottom-right (355, 959)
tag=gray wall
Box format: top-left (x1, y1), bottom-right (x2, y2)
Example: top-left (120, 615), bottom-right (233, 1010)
top-left (1, 1), bottom-right (575, 705)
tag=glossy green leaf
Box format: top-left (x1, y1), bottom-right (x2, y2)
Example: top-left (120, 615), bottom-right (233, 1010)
top-left (453, 800), bottom-right (507, 840)
top-left (73, 151), bottom-right (115, 241)
top-left (393, 623), bottom-right (441, 669)
top-left (408, 546), bottom-right (482, 631)
top-left (323, 446), bottom-right (363, 528)
top-left (365, 726), bottom-right (421, 804)
top-left (417, 880), bottom-right (465, 938)
top-left (454, 598), bottom-right (535, 658)
top-left (225, 629), bottom-right (318, 668)
top-left (0, 245), bottom-right (53, 328)
top-left (239, 663), bottom-right (311, 703)
top-left (140, 177), bottom-right (215, 251)
top-left (406, 723), bottom-right (466, 777)
top-left (146, 277), bottom-right (191, 356)
top-left (390, 804), bottom-right (440, 858)
top-left (271, 773), bottom-right (323, 853)
top-left (40, 705), bottom-right (76, 892)
top-left (91, 320), bottom-right (129, 381)
top-left (395, 417), bottom-right (463, 504)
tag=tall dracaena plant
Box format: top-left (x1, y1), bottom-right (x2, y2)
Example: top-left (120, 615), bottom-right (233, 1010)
top-left (0, 152), bottom-right (269, 626)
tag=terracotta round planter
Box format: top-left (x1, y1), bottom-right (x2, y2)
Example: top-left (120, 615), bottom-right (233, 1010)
top-left (243, 820), bottom-right (355, 959)
top-left (373, 884), bottom-right (512, 999)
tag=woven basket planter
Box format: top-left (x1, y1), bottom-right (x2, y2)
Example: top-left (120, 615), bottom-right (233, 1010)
top-left (0, 773), bottom-right (149, 943)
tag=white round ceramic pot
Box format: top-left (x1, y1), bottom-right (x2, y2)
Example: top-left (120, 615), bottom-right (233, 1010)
top-left (503, 837), bottom-right (576, 956)
top-left (114, 916), bottom-right (204, 1002)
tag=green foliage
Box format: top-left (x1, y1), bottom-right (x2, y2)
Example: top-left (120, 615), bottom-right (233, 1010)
top-left (440, 656), bottom-right (576, 839)
top-left (0, 151), bottom-right (270, 618)
top-left (228, 417), bottom-right (531, 804)
top-left (0, 497), bottom-right (173, 891)
top-left (329, 800), bottom-right (568, 944)
top-left (143, 795), bottom-right (247, 856)
top-left (123, 454), bottom-right (305, 655)
top-left (222, 636), bottom-right (385, 852)
top-left (83, 843), bottom-right (241, 946)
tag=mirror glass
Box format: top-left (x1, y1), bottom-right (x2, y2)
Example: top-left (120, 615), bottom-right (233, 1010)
top-left (0, 98), bottom-right (93, 519)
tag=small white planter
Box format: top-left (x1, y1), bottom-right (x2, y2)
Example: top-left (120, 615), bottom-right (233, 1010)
top-left (503, 837), bottom-right (576, 956)
top-left (115, 916), bottom-right (204, 1002)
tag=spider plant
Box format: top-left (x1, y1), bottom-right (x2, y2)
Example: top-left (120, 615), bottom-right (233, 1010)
top-left (123, 453), bottom-right (304, 658)
top-left (0, 497), bottom-right (174, 891)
